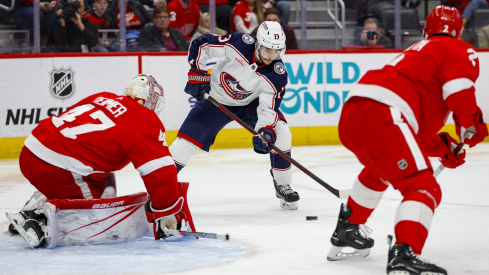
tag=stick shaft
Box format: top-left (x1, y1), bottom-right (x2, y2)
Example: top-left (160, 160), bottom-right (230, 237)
top-left (205, 95), bottom-right (346, 199)
top-left (433, 136), bottom-right (466, 178)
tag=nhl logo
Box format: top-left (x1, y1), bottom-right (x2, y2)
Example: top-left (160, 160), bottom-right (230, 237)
top-left (397, 159), bottom-right (408, 170)
top-left (50, 67), bottom-right (75, 100)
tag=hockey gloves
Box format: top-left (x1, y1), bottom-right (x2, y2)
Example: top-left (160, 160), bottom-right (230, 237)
top-left (253, 126), bottom-right (277, 154)
top-left (437, 132), bottom-right (466, 169)
top-left (453, 107), bottom-right (488, 148)
top-left (185, 68), bottom-right (211, 102)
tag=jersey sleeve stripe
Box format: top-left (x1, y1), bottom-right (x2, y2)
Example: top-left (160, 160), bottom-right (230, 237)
top-left (24, 135), bottom-right (98, 176)
top-left (136, 156), bottom-right (175, 176)
top-left (442, 78), bottom-right (474, 100)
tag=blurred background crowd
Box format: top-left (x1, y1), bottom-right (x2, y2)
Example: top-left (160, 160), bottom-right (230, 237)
top-left (0, 0), bottom-right (488, 53)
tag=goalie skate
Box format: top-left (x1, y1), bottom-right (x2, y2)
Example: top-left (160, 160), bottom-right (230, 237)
top-left (6, 212), bottom-right (47, 248)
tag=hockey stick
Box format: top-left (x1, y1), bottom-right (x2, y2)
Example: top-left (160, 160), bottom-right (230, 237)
top-left (204, 94), bottom-right (350, 199)
top-left (167, 229), bottom-right (230, 241)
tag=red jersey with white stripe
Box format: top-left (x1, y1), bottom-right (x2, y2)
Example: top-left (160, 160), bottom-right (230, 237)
top-left (168, 0), bottom-right (201, 40)
top-left (347, 36), bottom-right (480, 147)
top-left (25, 92), bottom-right (178, 208)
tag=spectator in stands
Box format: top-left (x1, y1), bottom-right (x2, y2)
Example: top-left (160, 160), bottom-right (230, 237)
top-left (230, 0), bottom-right (264, 33)
top-left (460, 0), bottom-right (489, 26)
top-left (14, 0), bottom-right (57, 41)
top-left (251, 7), bottom-right (298, 49)
top-left (85, 0), bottom-right (117, 52)
top-left (262, 0), bottom-right (290, 24)
top-left (479, 24), bottom-right (489, 47)
top-left (167, 0), bottom-right (201, 40)
top-left (111, 0), bottom-right (151, 47)
top-left (192, 0), bottom-right (233, 32)
top-left (54, 0), bottom-right (99, 52)
top-left (354, 17), bottom-right (393, 48)
top-left (191, 12), bottom-right (227, 42)
top-left (138, 4), bottom-right (189, 51)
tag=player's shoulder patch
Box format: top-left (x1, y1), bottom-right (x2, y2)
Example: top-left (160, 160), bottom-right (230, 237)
top-left (274, 62), bottom-right (286, 75)
top-left (242, 34), bottom-right (255, 44)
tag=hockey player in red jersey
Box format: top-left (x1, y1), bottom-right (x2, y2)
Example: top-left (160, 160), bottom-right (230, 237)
top-left (6, 74), bottom-right (195, 248)
top-left (326, 6), bottom-right (488, 274)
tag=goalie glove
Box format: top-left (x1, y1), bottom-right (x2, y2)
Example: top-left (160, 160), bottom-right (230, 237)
top-left (453, 107), bottom-right (488, 148)
top-left (436, 132), bottom-right (466, 169)
top-left (252, 125), bottom-right (277, 154)
top-left (185, 69), bottom-right (211, 102)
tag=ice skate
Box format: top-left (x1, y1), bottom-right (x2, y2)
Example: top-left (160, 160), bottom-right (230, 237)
top-left (271, 170), bottom-right (300, 210)
top-left (327, 203), bottom-right (374, 261)
top-left (386, 235), bottom-right (447, 275)
top-left (6, 211), bottom-right (47, 248)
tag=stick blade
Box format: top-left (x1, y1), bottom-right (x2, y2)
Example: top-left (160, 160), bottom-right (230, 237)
top-left (338, 189), bottom-right (351, 200)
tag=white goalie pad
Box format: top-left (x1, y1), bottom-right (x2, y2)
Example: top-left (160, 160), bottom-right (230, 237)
top-left (43, 192), bottom-right (148, 248)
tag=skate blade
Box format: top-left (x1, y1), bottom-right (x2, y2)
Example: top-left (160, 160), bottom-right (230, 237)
top-left (326, 245), bottom-right (370, 261)
top-left (5, 213), bottom-right (41, 248)
top-left (279, 199), bottom-right (298, 210)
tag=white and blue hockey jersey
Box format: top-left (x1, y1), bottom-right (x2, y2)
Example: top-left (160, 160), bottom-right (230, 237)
top-left (188, 33), bottom-right (288, 130)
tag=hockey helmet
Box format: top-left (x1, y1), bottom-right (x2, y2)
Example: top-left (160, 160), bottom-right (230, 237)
top-left (255, 21), bottom-right (286, 60)
top-left (423, 5), bottom-right (463, 39)
top-left (125, 74), bottom-right (165, 115)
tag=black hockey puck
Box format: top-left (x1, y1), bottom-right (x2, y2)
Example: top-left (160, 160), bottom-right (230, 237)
top-left (306, 216), bottom-right (318, 221)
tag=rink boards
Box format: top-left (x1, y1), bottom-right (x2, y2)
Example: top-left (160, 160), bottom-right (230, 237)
top-left (1, 50), bottom-right (489, 158)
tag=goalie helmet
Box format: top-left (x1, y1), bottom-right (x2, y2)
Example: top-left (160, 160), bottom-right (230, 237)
top-left (255, 21), bottom-right (286, 60)
top-left (423, 5), bottom-right (463, 39)
top-left (125, 74), bottom-right (165, 115)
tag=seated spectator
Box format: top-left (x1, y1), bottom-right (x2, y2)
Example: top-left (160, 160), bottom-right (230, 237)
top-left (354, 17), bottom-right (393, 48)
top-left (191, 12), bottom-right (227, 42)
top-left (262, 0), bottom-right (290, 24)
top-left (54, 0), bottom-right (99, 52)
top-left (85, 0), bottom-right (117, 52)
top-left (192, 0), bottom-right (233, 32)
top-left (479, 24), bottom-right (489, 47)
top-left (230, 0), bottom-right (264, 33)
top-left (138, 4), bottom-right (189, 51)
top-left (251, 7), bottom-right (298, 49)
top-left (111, 0), bottom-right (151, 47)
top-left (14, 0), bottom-right (57, 41)
top-left (167, 0), bottom-right (201, 40)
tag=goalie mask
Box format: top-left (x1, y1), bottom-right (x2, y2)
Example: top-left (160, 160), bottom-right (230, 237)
top-left (255, 21), bottom-right (286, 62)
top-left (423, 5), bottom-right (463, 40)
top-left (125, 74), bottom-right (165, 115)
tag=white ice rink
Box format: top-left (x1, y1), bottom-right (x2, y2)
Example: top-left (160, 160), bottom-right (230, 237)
top-left (1, 143), bottom-right (488, 275)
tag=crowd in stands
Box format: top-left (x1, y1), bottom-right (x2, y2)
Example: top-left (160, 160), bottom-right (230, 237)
top-left (2, 0), bottom-right (489, 52)
top-left (0, 0), bottom-right (299, 52)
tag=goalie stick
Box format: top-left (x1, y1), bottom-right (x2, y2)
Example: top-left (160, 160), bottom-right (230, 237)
top-left (167, 230), bottom-right (230, 241)
top-left (204, 94), bottom-right (350, 199)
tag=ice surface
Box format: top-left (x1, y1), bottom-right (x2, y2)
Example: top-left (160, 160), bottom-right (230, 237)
top-left (1, 144), bottom-right (488, 275)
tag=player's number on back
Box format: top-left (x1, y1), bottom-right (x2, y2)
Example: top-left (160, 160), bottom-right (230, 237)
top-left (51, 104), bottom-right (116, 139)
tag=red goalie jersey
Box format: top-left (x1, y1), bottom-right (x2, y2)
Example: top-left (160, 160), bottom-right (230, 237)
top-left (24, 92), bottom-right (179, 209)
top-left (348, 36), bottom-right (480, 147)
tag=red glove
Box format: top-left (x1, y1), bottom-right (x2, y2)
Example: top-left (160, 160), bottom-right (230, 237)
top-left (453, 107), bottom-right (488, 148)
top-left (437, 132), bottom-right (466, 169)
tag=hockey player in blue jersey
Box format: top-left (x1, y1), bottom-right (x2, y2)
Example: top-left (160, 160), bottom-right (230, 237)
top-left (169, 21), bottom-right (300, 210)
